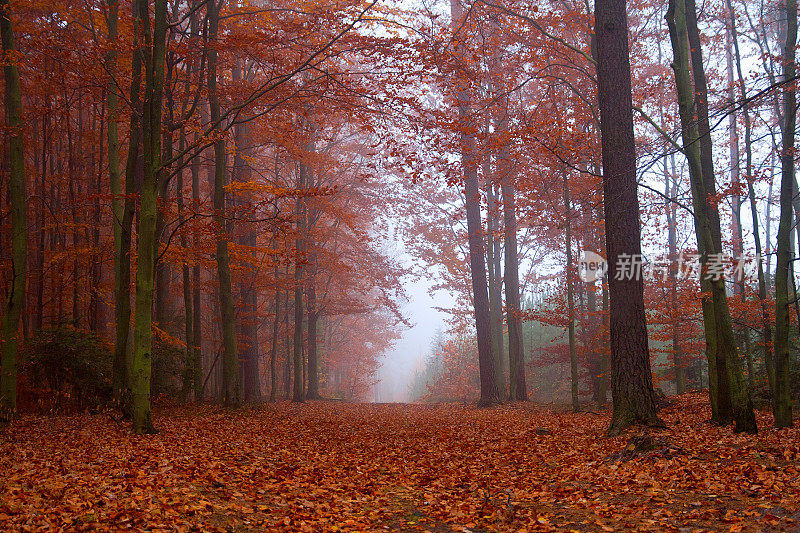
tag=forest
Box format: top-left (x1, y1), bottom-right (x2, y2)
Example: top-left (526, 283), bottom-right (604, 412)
top-left (1, 0), bottom-right (800, 530)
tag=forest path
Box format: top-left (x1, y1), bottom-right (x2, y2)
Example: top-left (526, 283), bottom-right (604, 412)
top-left (0, 394), bottom-right (798, 531)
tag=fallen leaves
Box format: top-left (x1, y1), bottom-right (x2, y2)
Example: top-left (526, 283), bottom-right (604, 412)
top-left (0, 393), bottom-right (798, 531)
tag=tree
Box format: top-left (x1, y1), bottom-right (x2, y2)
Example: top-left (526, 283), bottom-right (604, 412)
top-left (726, 0), bottom-right (774, 396)
top-left (563, 168), bottom-right (578, 412)
top-left (0, 0), bottom-right (27, 423)
top-left (773, 0), bottom-right (796, 429)
top-left (496, 76), bottom-right (527, 402)
top-left (130, 0), bottom-right (169, 434)
top-left (206, 0), bottom-right (239, 407)
top-left (667, 0), bottom-right (756, 433)
top-left (594, 0), bottom-right (661, 435)
top-left (293, 151), bottom-right (308, 404)
top-left (450, 0), bottom-right (501, 406)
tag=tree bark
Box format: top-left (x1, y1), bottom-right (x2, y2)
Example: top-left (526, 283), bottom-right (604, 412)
top-left (773, 0), bottom-right (796, 429)
top-left (293, 159), bottom-right (307, 403)
top-left (233, 115), bottom-right (260, 402)
top-left (207, 0), bottom-right (240, 407)
top-left (594, 0), bottom-right (661, 434)
top-left (497, 105), bottom-right (526, 402)
top-left (304, 134), bottom-right (320, 400)
top-left (0, 0), bottom-right (27, 423)
top-left (450, 0), bottom-right (500, 406)
top-left (563, 170), bottom-right (578, 412)
top-left (485, 162), bottom-right (506, 395)
top-left (269, 276), bottom-right (280, 402)
top-left (177, 133), bottom-right (194, 401)
top-left (191, 140), bottom-right (203, 401)
top-left (113, 0), bottom-right (143, 413)
top-left (679, 0), bottom-right (757, 433)
top-left (130, 0), bottom-right (168, 434)
top-left (727, 0), bottom-right (774, 394)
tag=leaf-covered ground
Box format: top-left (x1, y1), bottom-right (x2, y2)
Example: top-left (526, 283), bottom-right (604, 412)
top-left (1, 393), bottom-right (799, 532)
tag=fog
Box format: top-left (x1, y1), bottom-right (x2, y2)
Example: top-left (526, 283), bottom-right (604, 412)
top-left (373, 274), bottom-right (454, 402)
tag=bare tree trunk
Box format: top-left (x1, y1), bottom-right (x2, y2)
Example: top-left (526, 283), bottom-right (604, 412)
top-left (113, 0), bottom-right (143, 413)
top-left (207, 0), bottom-right (239, 407)
top-left (269, 278), bottom-right (280, 402)
top-left (485, 162), bottom-right (505, 395)
top-left (682, 0), bottom-right (756, 432)
top-left (665, 154), bottom-right (686, 394)
top-left (450, 0), bottom-right (500, 406)
top-left (177, 133), bottom-right (194, 401)
top-left (667, 0), bottom-right (756, 432)
top-left (0, 0), bottom-right (27, 423)
top-left (594, 0), bottom-right (661, 434)
top-left (304, 134), bottom-right (321, 400)
top-left (284, 289), bottom-right (292, 399)
top-left (600, 274), bottom-right (610, 406)
top-left (563, 170), bottom-right (578, 411)
top-left (233, 116), bottom-right (261, 402)
top-left (191, 141), bottom-right (203, 401)
top-left (34, 108), bottom-right (48, 332)
top-left (497, 107), bottom-right (526, 402)
top-left (307, 287), bottom-right (319, 399)
top-left (726, 23), bottom-right (753, 390)
top-left (727, 0), bottom-right (774, 394)
top-left (293, 159), bottom-right (307, 403)
top-left (773, 0), bottom-right (796, 429)
top-left (130, 0), bottom-right (169, 434)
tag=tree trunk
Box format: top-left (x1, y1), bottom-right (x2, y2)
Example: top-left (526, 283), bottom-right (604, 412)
top-left (34, 108), bottom-right (48, 332)
top-left (233, 115), bottom-right (260, 403)
top-left (485, 164), bottom-right (505, 395)
top-left (563, 170), bottom-right (579, 412)
top-left (177, 133), bottom-right (194, 401)
top-left (680, 0), bottom-right (757, 433)
top-left (191, 141), bottom-right (203, 401)
top-left (450, 0), bottom-right (500, 406)
top-left (307, 292), bottom-right (319, 400)
top-left (207, 0), bottom-right (239, 407)
top-left (727, 0), bottom-right (774, 394)
top-left (497, 106), bottom-right (526, 402)
top-left (113, 0), bottom-right (143, 413)
top-left (773, 0), bottom-right (796, 429)
top-left (304, 135), bottom-right (320, 401)
top-left (0, 0), bottom-right (27, 423)
top-left (284, 289), bottom-right (292, 399)
top-left (293, 160), bottom-right (307, 403)
top-left (269, 278), bottom-right (280, 402)
top-left (594, 0), bottom-right (661, 434)
top-left (726, 22), bottom-right (752, 390)
top-left (130, 0), bottom-right (168, 434)
top-left (600, 274), bottom-right (609, 407)
top-left (106, 0), bottom-right (123, 342)
top-left (665, 154), bottom-right (686, 394)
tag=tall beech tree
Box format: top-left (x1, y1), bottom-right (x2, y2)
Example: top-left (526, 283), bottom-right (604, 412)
top-left (668, 0), bottom-right (756, 433)
top-left (563, 169), bottom-right (578, 412)
top-left (0, 0), bottom-right (26, 423)
top-left (450, 0), bottom-right (501, 406)
top-left (207, 0), bottom-right (239, 407)
top-left (293, 151), bottom-right (309, 404)
top-left (726, 0), bottom-right (773, 396)
top-left (497, 86), bottom-right (527, 402)
top-left (130, 0), bottom-right (169, 434)
top-left (774, 0), bottom-right (796, 429)
top-left (594, 0), bottom-right (661, 434)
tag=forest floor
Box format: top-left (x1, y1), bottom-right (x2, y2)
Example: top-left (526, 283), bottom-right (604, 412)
top-left (1, 393), bottom-right (799, 532)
